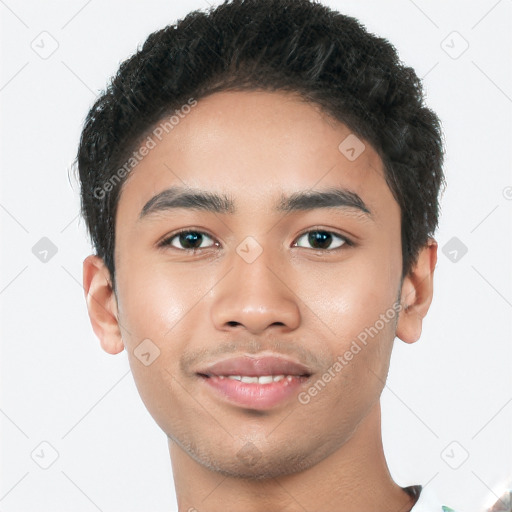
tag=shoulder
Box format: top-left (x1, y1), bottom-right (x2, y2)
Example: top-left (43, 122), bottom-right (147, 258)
top-left (404, 485), bottom-right (457, 512)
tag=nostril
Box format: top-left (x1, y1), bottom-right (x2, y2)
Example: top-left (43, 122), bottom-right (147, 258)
top-left (226, 321), bottom-right (240, 327)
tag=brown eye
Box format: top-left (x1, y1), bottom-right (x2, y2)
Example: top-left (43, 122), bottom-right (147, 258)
top-left (294, 230), bottom-right (348, 250)
top-left (160, 231), bottom-right (215, 250)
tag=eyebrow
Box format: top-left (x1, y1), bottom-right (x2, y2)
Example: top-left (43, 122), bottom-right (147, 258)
top-left (139, 186), bottom-right (372, 220)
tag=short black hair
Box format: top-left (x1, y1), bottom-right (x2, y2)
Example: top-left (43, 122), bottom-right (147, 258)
top-left (76, 0), bottom-right (445, 289)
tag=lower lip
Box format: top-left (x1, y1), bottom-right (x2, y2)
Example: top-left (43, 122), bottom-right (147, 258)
top-left (198, 375), bottom-right (309, 410)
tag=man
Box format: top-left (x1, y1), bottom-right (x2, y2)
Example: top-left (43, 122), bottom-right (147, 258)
top-left (77, 0), bottom-right (455, 510)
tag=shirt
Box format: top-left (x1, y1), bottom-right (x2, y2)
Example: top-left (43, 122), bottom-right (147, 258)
top-left (404, 485), bottom-right (456, 512)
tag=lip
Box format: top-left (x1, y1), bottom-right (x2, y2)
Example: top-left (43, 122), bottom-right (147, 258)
top-left (196, 355), bottom-right (312, 410)
top-left (196, 355), bottom-right (312, 378)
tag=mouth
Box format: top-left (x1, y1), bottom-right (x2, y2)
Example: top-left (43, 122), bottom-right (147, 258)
top-left (196, 355), bottom-right (312, 410)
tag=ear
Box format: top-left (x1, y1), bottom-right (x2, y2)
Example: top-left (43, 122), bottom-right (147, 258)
top-left (396, 238), bottom-right (438, 344)
top-left (82, 255), bottom-right (124, 354)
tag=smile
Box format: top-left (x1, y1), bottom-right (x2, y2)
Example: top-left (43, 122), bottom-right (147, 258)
top-left (198, 373), bottom-right (310, 410)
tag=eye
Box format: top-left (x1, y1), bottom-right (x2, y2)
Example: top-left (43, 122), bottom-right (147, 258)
top-left (293, 230), bottom-right (351, 251)
top-left (159, 230), bottom-right (216, 250)
top-left (158, 228), bottom-right (352, 252)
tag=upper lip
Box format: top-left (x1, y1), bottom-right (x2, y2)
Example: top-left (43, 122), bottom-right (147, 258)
top-left (196, 355), bottom-right (312, 377)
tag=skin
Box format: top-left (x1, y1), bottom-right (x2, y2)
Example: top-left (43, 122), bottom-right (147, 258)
top-left (83, 90), bottom-right (437, 512)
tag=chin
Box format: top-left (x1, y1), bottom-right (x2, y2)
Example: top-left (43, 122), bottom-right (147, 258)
top-left (194, 442), bottom-right (332, 481)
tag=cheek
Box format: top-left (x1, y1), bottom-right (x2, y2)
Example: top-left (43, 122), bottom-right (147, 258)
top-left (294, 248), bottom-right (401, 403)
top-left (296, 258), bottom-right (399, 421)
top-left (114, 260), bottom-right (203, 434)
top-left (114, 258), bottom-right (215, 402)
top-left (115, 258), bottom-right (202, 346)
top-left (302, 252), bottom-right (400, 345)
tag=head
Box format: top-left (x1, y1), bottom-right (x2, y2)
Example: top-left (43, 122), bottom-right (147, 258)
top-left (78, 0), bottom-right (444, 479)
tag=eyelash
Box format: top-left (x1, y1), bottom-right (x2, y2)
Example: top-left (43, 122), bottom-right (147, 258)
top-left (157, 228), bottom-right (354, 252)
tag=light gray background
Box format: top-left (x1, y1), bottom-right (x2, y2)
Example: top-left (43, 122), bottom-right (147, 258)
top-left (1, 0), bottom-right (511, 511)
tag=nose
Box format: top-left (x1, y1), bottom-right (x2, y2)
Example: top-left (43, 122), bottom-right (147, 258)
top-left (210, 249), bottom-right (301, 335)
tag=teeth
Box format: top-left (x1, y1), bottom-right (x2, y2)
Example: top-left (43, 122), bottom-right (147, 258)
top-left (221, 374), bottom-right (291, 384)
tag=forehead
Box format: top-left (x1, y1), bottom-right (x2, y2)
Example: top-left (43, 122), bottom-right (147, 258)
top-left (117, 90), bottom-right (394, 220)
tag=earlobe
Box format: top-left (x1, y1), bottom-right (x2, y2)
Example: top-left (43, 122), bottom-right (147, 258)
top-left (396, 239), bottom-right (438, 344)
top-left (82, 255), bottom-right (124, 354)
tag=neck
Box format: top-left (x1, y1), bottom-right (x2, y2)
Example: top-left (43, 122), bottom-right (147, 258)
top-left (168, 401), bottom-right (417, 512)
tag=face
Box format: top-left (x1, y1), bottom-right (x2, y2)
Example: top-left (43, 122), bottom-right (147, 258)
top-left (105, 90), bottom-right (406, 478)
